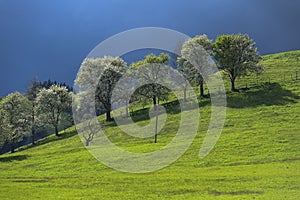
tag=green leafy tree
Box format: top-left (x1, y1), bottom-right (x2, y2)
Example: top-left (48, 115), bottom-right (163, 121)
top-left (130, 53), bottom-right (170, 106)
top-left (130, 53), bottom-right (170, 143)
top-left (75, 56), bottom-right (127, 121)
top-left (25, 77), bottom-right (42, 145)
top-left (177, 35), bottom-right (213, 98)
top-left (0, 92), bottom-right (31, 153)
top-left (213, 34), bottom-right (263, 91)
top-left (35, 85), bottom-right (72, 136)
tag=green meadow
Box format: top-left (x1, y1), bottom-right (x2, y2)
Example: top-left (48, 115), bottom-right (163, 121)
top-left (0, 51), bottom-right (299, 199)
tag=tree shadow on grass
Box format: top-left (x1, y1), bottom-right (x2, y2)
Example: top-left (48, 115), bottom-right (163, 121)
top-left (17, 128), bottom-right (78, 153)
top-left (109, 97), bottom-right (211, 126)
top-left (227, 82), bottom-right (300, 108)
top-left (99, 100), bottom-right (185, 127)
top-left (103, 83), bottom-right (297, 126)
top-left (0, 154), bottom-right (28, 162)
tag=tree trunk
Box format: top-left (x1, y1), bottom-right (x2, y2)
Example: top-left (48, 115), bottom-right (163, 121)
top-left (152, 96), bottom-right (157, 106)
top-left (31, 127), bottom-right (35, 145)
top-left (86, 140), bottom-right (89, 146)
top-left (231, 77), bottom-right (237, 92)
top-left (31, 132), bottom-right (35, 145)
top-left (200, 82), bottom-right (204, 98)
top-left (106, 111), bottom-right (112, 121)
top-left (10, 144), bottom-right (15, 153)
top-left (55, 125), bottom-right (59, 136)
top-left (153, 95), bottom-right (158, 143)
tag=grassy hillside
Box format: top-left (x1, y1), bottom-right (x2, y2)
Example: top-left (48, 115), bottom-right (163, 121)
top-left (0, 51), bottom-right (299, 199)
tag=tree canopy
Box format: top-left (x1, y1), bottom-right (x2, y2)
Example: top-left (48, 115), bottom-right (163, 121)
top-left (177, 35), bottom-right (213, 97)
top-left (213, 34), bottom-right (264, 91)
top-left (35, 85), bottom-right (72, 136)
top-left (130, 53), bottom-right (170, 106)
top-left (76, 56), bottom-right (127, 121)
top-left (0, 92), bottom-right (31, 153)
top-left (25, 77), bottom-right (43, 145)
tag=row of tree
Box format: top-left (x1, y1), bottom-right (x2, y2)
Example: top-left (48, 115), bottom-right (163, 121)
top-left (0, 80), bottom-right (73, 153)
top-left (0, 33), bottom-right (264, 150)
top-left (178, 33), bottom-right (263, 96)
top-left (75, 33), bottom-right (263, 124)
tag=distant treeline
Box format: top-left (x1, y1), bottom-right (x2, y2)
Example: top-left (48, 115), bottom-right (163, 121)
top-left (0, 78), bottom-right (74, 154)
top-left (36, 79), bottom-right (73, 92)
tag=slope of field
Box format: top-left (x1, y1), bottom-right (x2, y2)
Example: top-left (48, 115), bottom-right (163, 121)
top-left (0, 51), bottom-right (299, 199)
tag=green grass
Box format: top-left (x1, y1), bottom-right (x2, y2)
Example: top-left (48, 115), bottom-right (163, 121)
top-left (0, 50), bottom-right (299, 199)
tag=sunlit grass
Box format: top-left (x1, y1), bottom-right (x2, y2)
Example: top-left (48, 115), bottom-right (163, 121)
top-left (0, 51), bottom-right (299, 199)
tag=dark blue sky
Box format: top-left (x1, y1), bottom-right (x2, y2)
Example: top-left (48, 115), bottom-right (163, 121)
top-left (0, 0), bottom-right (299, 96)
